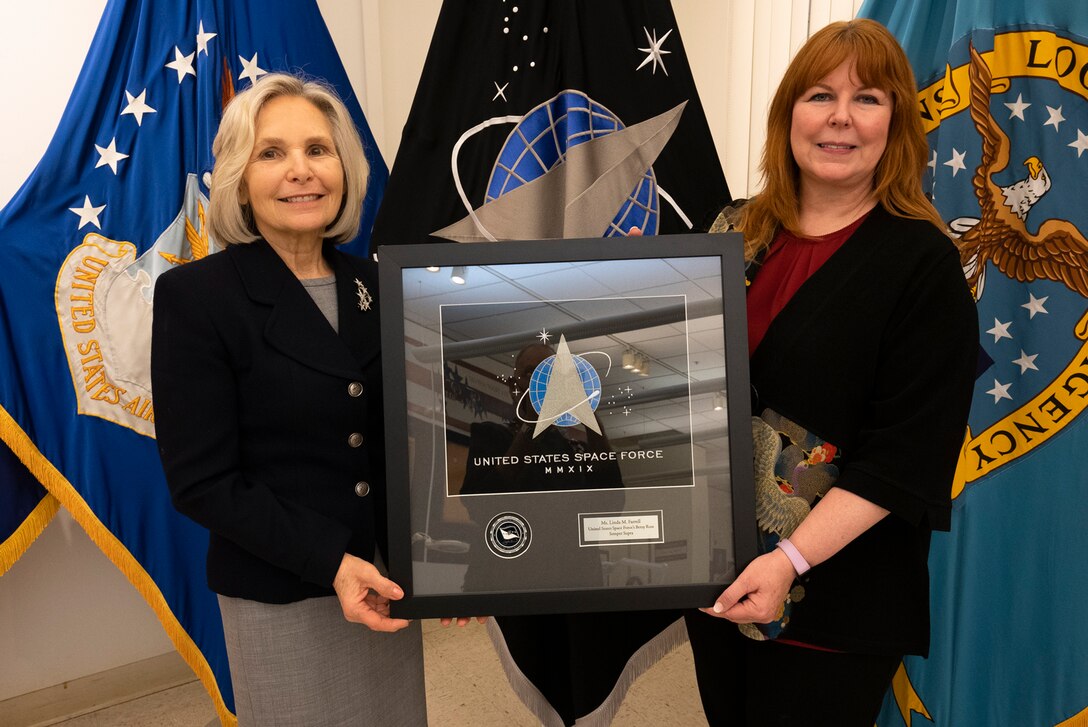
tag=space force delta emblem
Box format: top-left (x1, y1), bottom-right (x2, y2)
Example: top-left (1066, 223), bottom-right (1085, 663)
top-left (920, 30), bottom-right (1088, 498)
top-left (518, 334), bottom-right (608, 438)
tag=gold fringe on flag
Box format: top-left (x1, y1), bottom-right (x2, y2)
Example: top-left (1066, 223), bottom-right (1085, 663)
top-left (0, 405), bottom-right (237, 726)
top-left (0, 492), bottom-right (59, 576)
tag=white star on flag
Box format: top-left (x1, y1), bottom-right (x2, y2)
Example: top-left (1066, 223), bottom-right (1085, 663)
top-left (1044, 105), bottom-right (1066, 132)
top-left (944, 148), bottom-right (967, 176)
top-left (636, 27), bottom-right (673, 76)
top-left (928, 149), bottom-right (937, 172)
top-left (1069, 129), bottom-right (1088, 159)
top-left (1013, 350), bottom-right (1039, 374)
top-left (987, 379), bottom-right (1013, 403)
top-left (165, 46), bottom-right (197, 83)
top-left (987, 318), bottom-right (1013, 342)
top-left (239, 53), bottom-right (267, 84)
top-left (94, 138), bottom-right (129, 174)
top-left (121, 89), bottom-right (156, 126)
top-left (1021, 293), bottom-right (1049, 318)
top-left (68, 196), bottom-right (106, 230)
top-left (196, 21), bottom-right (217, 56)
top-left (1004, 94), bottom-right (1030, 121)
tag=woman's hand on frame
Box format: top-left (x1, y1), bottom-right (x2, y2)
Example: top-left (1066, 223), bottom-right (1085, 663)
top-left (332, 553), bottom-right (412, 632)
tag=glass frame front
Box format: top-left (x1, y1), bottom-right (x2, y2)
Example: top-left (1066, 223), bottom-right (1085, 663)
top-left (378, 234), bottom-right (756, 618)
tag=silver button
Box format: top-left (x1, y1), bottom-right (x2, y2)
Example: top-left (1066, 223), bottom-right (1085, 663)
top-left (354, 481), bottom-right (371, 497)
top-left (348, 382), bottom-right (364, 397)
top-left (348, 432), bottom-right (364, 448)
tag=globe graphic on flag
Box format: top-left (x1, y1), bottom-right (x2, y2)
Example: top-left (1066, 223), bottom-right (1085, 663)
top-left (484, 90), bottom-right (660, 236)
top-left (527, 354), bottom-right (602, 427)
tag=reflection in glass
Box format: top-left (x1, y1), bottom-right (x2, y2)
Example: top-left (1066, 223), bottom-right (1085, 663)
top-left (398, 256), bottom-right (733, 595)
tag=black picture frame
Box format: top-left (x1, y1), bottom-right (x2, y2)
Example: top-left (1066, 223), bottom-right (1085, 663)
top-left (378, 234), bottom-right (757, 618)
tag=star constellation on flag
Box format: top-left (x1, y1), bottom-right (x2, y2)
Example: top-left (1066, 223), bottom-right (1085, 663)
top-left (980, 292), bottom-right (1051, 406)
top-left (636, 27), bottom-right (673, 75)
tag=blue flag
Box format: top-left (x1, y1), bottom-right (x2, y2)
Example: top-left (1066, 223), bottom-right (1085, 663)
top-left (857, 1), bottom-right (1088, 725)
top-left (0, 440), bottom-right (59, 574)
top-left (0, 1), bottom-right (386, 721)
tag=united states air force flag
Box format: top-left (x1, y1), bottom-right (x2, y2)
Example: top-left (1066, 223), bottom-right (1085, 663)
top-left (0, 1), bottom-right (386, 721)
top-left (858, 1), bottom-right (1088, 725)
top-left (0, 440), bottom-right (58, 573)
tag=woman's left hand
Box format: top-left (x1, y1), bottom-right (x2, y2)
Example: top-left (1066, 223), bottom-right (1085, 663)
top-left (700, 549), bottom-right (796, 623)
top-left (332, 553), bottom-right (412, 632)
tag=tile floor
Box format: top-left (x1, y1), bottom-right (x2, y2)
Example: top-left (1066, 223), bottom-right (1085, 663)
top-left (41, 618), bottom-right (706, 726)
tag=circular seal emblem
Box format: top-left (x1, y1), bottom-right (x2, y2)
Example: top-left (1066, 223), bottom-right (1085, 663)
top-left (485, 512), bottom-right (532, 559)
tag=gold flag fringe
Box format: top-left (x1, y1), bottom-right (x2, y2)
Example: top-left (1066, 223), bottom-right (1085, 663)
top-left (486, 615), bottom-right (690, 727)
top-left (0, 405), bottom-right (236, 726)
top-left (0, 491), bottom-right (59, 575)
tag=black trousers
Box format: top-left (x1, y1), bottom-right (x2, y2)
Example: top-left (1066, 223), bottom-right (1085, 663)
top-left (684, 610), bottom-right (900, 727)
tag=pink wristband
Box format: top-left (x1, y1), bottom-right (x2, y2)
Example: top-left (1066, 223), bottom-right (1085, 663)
top-left (776, 538), bottom-right (811, 576)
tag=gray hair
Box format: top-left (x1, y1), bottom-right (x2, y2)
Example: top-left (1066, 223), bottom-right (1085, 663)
top-left (207, 73), bottom-right (369, 246)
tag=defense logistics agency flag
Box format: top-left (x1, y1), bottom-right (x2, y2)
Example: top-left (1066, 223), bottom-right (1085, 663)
top-left (857, 1), bottom-right (1088, 725)
top-left (371, 0), bottom-right (730, 246)
top-left (0, 1), bottom-right (386, 722)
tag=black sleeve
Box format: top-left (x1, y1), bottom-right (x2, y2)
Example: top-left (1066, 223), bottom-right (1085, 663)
top-left (833, 244), bottom-right (978, 530)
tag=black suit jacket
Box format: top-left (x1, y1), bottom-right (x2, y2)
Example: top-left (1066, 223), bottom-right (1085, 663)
top-left (151, 239), bottom-right (386, 603)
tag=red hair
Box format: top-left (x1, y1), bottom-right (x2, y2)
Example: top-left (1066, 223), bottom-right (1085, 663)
top-left (733, 18), bottom-right (944, 259)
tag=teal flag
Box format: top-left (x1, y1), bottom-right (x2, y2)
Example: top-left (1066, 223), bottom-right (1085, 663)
top-left (859, 1), bottom-right (1088, 725)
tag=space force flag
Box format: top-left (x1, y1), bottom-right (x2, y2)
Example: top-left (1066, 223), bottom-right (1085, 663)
top-left (371, 0), bottom-right (730, 247)
top-left (370, 2), bottom-right (727, 725)
top-left (856, 1), bottom-right (1088, 725)
top-left (0, 1), bottom-right (386, 722)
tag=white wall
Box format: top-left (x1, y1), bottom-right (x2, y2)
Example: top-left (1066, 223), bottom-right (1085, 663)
top-left (0, 0), bottom-right (861, 704)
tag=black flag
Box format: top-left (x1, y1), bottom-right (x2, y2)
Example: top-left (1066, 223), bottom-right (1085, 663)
top-left (372, 0), bottom-right (730, 246)
top-left (373, 2), bottom-right (729, 724)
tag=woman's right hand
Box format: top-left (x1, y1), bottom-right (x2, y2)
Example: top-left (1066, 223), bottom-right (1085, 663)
top-left (332, 553), bottom-right (412, 632)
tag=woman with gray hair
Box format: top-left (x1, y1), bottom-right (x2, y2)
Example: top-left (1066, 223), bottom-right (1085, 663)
top-left (151, 73), bottom-right (427, 725)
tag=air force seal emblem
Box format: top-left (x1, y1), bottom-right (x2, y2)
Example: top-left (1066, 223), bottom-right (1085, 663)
top-left (55, 174), bottom-right (217, 437)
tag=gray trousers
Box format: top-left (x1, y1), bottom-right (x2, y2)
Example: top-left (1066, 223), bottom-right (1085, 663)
top-left (218, 594), bottom-right (427, 726)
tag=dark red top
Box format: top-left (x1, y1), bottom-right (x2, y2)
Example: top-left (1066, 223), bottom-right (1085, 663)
top-left (747, 213), bottom-right (869, 356)
top-left (745, 211), bottom-right (868, 652)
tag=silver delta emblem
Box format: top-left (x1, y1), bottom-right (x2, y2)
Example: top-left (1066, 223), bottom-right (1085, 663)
top-left (354, 278), bottom-right (372, 311)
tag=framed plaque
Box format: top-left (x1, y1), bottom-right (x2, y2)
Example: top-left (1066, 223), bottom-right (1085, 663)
top-left (378, 234), bottom-right (756, 618)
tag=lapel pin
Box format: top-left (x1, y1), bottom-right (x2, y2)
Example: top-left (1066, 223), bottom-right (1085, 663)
top-left (354, 278), bottom-right (373, 312)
